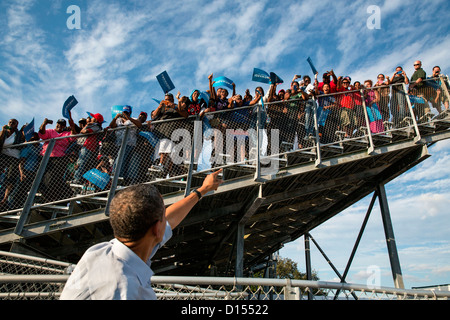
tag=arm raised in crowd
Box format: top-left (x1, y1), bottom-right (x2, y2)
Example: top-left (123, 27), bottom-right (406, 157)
top-left (110, 111), bottom-right (142, 129)
top-left (166, 169), bottom-right (223, 229)
top-left (152, 101), bottom-right (166, 120)
top-left (67, 111), bottom-right (77, 135)
top-left (208, 73), bottom-right (217, 102)
top-left (39, 118), bottom-right (51, 134)
top-left (123, 112), bottom-right (142, 128)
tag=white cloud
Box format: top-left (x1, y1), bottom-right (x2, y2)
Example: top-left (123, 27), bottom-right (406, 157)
top-left (64, 3), bottom-right (151, 97)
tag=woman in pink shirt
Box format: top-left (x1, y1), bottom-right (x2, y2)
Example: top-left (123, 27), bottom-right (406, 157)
top-left (38, 116), bottom-right (76, 201)
top-left (38, 118), bottom-right (75, 157)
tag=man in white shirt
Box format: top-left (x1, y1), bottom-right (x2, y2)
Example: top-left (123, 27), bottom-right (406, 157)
top-left (60, 169), bottom-right (223, 300)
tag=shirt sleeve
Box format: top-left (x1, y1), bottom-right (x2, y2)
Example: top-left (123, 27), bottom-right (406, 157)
top-left (38, 129), bottom-right (52, 140)
top-left (418, 69), bottom-right (426, 80)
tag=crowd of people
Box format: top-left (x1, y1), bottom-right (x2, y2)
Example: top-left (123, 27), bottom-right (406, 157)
top-left (0, 60), bottom-right (448, 211)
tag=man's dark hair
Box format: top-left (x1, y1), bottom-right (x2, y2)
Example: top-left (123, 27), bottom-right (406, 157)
top-left (109, 184), bottom-right (165, 241)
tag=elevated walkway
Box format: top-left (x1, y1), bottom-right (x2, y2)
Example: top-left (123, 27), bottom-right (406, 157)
top-left (0, 79), bottom-right (449, 281)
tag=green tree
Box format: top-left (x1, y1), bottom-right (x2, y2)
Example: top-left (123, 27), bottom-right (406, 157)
top-left (276, 257), bottom-right (319, 281)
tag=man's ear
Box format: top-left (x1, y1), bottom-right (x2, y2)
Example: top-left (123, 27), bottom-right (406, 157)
top-left (149, 222), bottom-right (159, 237)
top-left (151, 220), bottom-right (165, 239)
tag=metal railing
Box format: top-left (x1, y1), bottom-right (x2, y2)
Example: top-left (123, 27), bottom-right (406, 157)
top-left (2, 274), bottom-right (449, 300)
top-left (1, 249), bottom-right (449, 300)
top-left (1, 77), bottom-right (449, 233)
top-left (4, 275), bottom-right (450, 300)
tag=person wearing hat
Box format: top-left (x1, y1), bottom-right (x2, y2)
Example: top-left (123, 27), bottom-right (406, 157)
top-left (38, 113), bottom-right (77, 201)
top-left (138, 111), bottom-right (148, 123)
top-left (109, 106), bottom-right (143, 185)
top-left (72, 112), bottom-right (105, 184)
top-left (317, 70), bottom-right (338, 93)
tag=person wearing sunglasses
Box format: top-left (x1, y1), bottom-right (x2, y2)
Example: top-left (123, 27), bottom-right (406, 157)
top-left (410, 60), bottom-right (427, 94)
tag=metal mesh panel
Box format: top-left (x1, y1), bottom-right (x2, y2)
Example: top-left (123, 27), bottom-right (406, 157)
top-left (417, 77), bottom-right (449, 116)
top-left (0, 251), bottom-right (71, 300)
top-left (0, 140), bottom-right (43, 212)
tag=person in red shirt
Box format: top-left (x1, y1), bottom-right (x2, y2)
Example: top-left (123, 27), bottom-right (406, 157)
top-left (317, 70), bottom-right (338, 93)
top-left (336, 76), bottom-right (358, 137)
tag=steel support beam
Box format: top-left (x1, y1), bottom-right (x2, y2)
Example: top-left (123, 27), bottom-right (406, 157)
top-left (377, 183), bottom-right (405, 289)
top-left (235, 222), bottom-right (245, 278)
top-left (304, 233), bottom-right (313, 300)
top-left (235, 185), bottom-right (264, 278)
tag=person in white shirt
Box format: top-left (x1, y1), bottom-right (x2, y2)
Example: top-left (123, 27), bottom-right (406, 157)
top-left (0, 119), bottom-right (24, 209)
top-left (60, 169), bottom-right (223, 300)
top-left (109, 105), bottom-right (143, 184)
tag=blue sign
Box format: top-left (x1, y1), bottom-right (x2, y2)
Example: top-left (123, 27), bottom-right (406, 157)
top-left (252, 68), bottom-right (271, 84)
top-left (408, 95), bottom-right (426, 106)
top-left (111, 105), bottom-right (124, 120)
top-left (252, 68), bottom-right (283, 85)
top-left (306, 57), bottom-right (318, 75)
top-left (23, 118), bottom-right (35, 141)
top-left (213, 76), bottom-right (234, 90)
top-left (270, 72), bottom-right (283, 85)
top-left (156, 71), bottom-right (175, 94)
top-left (138, 131), bottom-right (159, 147)
top-left (83, 169), bottom-right (111, 190)
top-left (62, 95), bottom-right (78, 119)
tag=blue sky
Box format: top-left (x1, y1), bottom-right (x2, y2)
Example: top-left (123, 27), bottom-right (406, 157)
top-left (1, 0), bottom-right (449, 289)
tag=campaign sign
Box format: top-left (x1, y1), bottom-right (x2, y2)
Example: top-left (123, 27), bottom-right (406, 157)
top-left (111, 105), bottom-right (124, 120)
top-left (83, 168), bottom-right (111, 190)
top-left (23, 118), bottom-right (35, 141)
top-left (252, 68), bottom-right (271, 84)
top-left (62, 95), bottom-right (78, 118)
top-left (213, 76), bottom-right (234, 90)
top-left (139, 131), bottom-right (159, 147)
top-left (306, 57), bottom-right (318, 75)
top-left (408, 95), bottom-right (425, 106)
top-left (156, 71), bottom-right (175, 94)
top-left (270, 72), bottom-right (283, 85)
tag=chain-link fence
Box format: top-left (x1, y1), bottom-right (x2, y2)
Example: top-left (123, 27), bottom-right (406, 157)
top-left (1, 248), bottom-right (449, 301)
top-left (0, 250), bottom-right (72, 300)
top-left (152, 276), bottom-right (450, 300)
